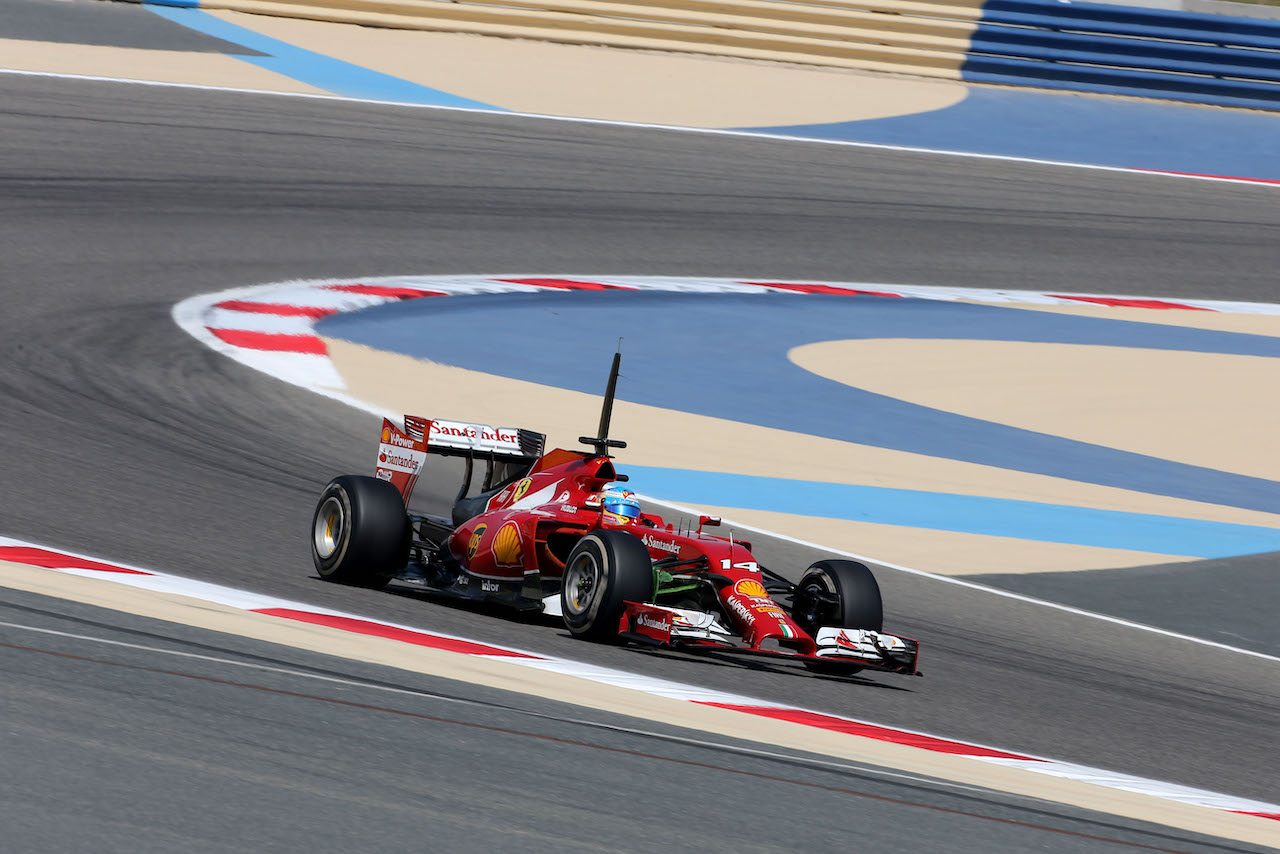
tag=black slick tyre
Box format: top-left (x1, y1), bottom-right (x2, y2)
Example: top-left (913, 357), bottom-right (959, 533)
top-left (560, 530), bottom-right (654, 642)
top-left (311, 475), bottom-right (410, 588)
top-left (793, 559), bottom-right (884, 674)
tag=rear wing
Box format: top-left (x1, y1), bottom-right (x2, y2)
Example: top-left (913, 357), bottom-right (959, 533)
top-left (375, 416), bottom-right (546, 505)
top-left (420, 417), bottom-right (546, 460)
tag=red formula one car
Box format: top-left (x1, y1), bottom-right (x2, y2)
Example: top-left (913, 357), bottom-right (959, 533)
top-left (310, 355), bottom-right (920, 678)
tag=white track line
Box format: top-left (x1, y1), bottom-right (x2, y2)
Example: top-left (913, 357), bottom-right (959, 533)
top-left (2, 67), bottom-right (1278, 190)
top-left (0, 617), bottom-right (1001, 796)
top-left (2, 537), bottom-right (1278, 821)
top-left (644, 496), bottom-right (1280, 665)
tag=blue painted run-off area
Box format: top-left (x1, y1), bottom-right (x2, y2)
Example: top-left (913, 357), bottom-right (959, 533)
top-left (144, 5), bottom-right (497, 109)
top-left (146, 2), bottom-right (1280, 182)
top-left (625, 466), bottom-right (1280, 558)
top-left (318, 291), bottom-right (1280, 549)
top-left (747, 87), bottom-right (1280, 182)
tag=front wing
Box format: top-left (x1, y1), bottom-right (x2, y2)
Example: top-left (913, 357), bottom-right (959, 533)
top-left (620, 602), bottom-right (920, 676)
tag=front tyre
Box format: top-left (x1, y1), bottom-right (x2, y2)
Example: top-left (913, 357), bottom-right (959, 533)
top-left (311, 475), bottom-right (410, 588)
top-left (560, 530), bottom-right (654, 642)
top-left (793, 559), bottom-right (884, 675)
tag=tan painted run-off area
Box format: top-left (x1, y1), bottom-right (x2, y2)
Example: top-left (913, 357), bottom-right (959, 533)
top-left (205, 10), bottom-right (968, 126)
top-left (121, 0), bottom-right (983, 79)
top-left (791, 338), bottom-right (1280, 483)
top-left (4, 2), bottom-right (972, 128)
top-left (321, 338), bottom-right (1280, 575)
top-left (2, 559), bottom-right (1277, 847)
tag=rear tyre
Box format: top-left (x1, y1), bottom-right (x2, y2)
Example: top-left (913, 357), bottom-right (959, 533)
top-left (793, 559), bottom-right (884, 675)
top-left (560, 530), bottom-right (654, 642)
top-left (311, 475), bottom-right (410, 588)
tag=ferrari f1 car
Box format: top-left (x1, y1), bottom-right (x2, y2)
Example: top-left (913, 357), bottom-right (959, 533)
top-left (310, 355), bottom-right (920, 678)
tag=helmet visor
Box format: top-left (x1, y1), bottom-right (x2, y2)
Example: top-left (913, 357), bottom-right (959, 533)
top-left (604, 499), bottom-right (641, 520)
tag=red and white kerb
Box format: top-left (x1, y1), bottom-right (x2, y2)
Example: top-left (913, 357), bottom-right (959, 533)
top-left (174, 275), bottom-right (1280, 402)
top-left (1, 536), bottom-right (1277, 825)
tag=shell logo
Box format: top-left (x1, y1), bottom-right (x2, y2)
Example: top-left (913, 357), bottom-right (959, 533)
top-left (734, 579), bottom-right (768, 598)
top-left (381, 426), bottom-right (392, 443)
top-left (511, 478), bottom-right (533, 502)
top-left (493, 521), bottom-right (523, 566)
top-left (467, 524), bottom-right (487, 559)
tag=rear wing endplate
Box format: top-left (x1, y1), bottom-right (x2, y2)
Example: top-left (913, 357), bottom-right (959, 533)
top-left (375, 416), bottom-right (545, 505)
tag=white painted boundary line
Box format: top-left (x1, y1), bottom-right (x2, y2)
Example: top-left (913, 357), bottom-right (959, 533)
top-left (0, 617), bottom-right (1016, 797)
top-left (2, 535), bottom-right (1277, 822)
top-left (645, 495), bottom-right (1280, 666)
top-left (3, 67), bottom-right (1280, 190)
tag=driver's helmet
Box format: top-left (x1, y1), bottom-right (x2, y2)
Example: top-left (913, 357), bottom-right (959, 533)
top-left (601, 487), bottom-right (641, 525)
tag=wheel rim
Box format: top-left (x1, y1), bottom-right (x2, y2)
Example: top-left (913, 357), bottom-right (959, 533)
top-left (563, 551), bottom-right (602, 616)
top-left (313, 496), bottom-right (344, 559)
top-left (797, 580), bottom-right (830, 631)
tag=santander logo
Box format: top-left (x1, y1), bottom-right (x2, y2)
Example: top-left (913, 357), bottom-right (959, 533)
top-left (643, 535), bottom-right (679, 555)
top-left (380, 451), bottom-right (419, 470)
top-left (637, 614), bottom-right (672, 633)
top-left (431, 422), bottom-right (517, 445)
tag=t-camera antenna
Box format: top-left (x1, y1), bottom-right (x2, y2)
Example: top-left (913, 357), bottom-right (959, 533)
top-left (579, 342), bottom-right (628, 458)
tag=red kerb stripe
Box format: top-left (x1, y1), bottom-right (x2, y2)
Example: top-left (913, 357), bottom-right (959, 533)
top-left (496, 278), bottom-right (633, 291)
top-left (0, 546), bottom-right (150, 575)
top-left (740, 282), bottom-right (904, 297)
top-left (1048, 295), bottom-right (1211, 311)
top-left (214, 300), bottom-right (336, 318)
top-left (1232, 811), bottom-right (1280, 822)
top-left (254, 609), bottom-right (538, 658)
top-left (700, 703), bottom-right (1040, 760)
top-left (209, 329), bottom-right (328, 354)
top-left (323, 284), bottom-right (445, 299)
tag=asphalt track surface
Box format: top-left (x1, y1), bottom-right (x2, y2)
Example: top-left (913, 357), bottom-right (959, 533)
top-left (968, 551), bottom-right (1280, 654)
top-left (1, 0), bottom-right (263, 54)
top-left (6, 587), bottom-right (1267, 854)
top-left (1, 67), bottom-right (1279, 848)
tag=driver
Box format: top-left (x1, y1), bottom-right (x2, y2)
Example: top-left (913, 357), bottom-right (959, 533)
top-left (601, 487), bottom-right (642, 526)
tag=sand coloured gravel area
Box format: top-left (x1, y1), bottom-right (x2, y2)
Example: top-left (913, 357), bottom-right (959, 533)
top-left (791, 338), bottom-right (1280, 483)
top-left (207, 10), bottom-right (969, 126)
